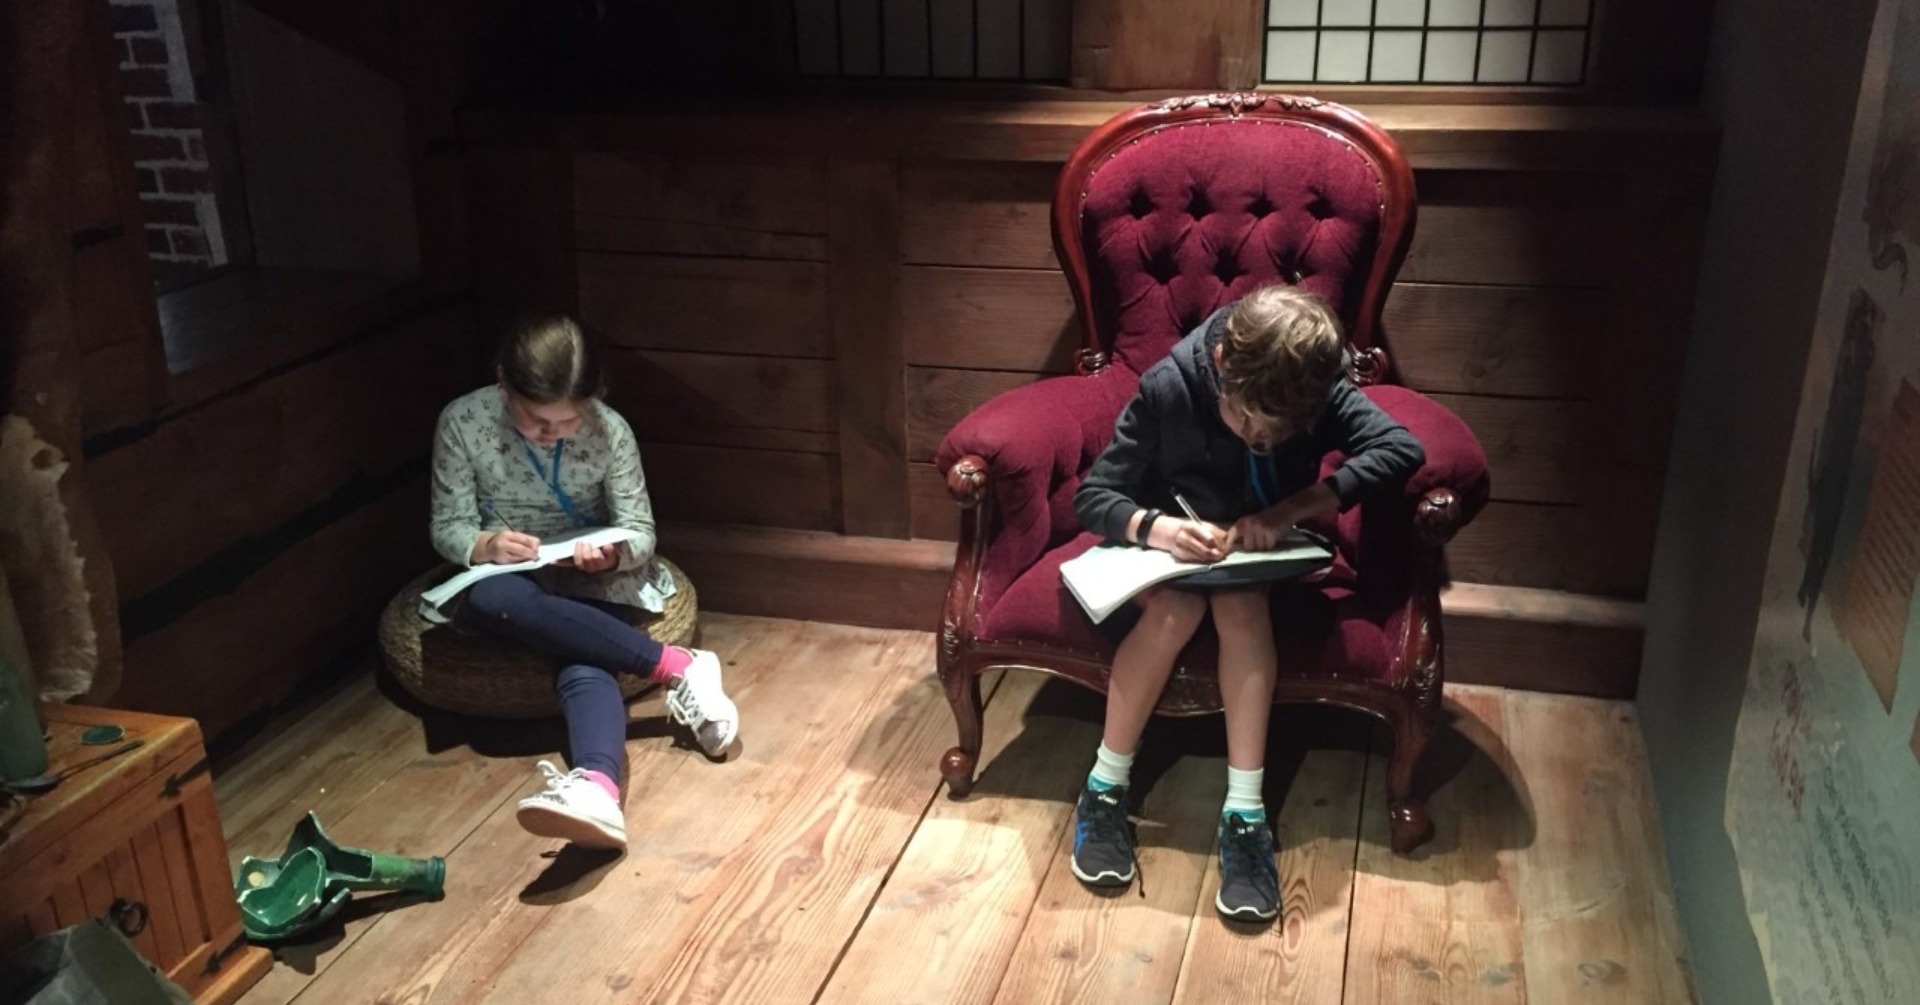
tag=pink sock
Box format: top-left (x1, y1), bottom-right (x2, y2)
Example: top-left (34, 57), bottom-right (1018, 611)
top-left (580, 769), bottom-right (620, 802)
top-left (650, 646), bottom-right (694, 682)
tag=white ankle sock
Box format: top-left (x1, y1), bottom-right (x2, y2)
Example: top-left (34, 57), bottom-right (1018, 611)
top-left (1223, 765), bottom-right (1265, 820)
top-left (1089, 743), bottom-right (1135, 790)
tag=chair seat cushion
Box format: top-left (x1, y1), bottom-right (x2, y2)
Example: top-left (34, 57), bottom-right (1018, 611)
top-left (975, 533), bottom-right (1403, 688)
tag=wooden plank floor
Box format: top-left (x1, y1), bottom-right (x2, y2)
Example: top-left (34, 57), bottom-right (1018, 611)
top-left (215, 615), bottom-right (1695, 1005)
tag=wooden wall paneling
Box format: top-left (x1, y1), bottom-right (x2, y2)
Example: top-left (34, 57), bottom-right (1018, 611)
top-left (84, 308), bottom-right (470, 602)
top-left (398, 1), bottom-right (543, 300)
top-left (662, 524), bottom-right (951, 631)
top-left (71, 0), bottom-right (169, 435)
top-left (1569, 169), bottom-right (1714, 602)
top-left (1069, 0), bottom-right (1261, 90)
top-left (643, 443), bottom-right (839, 531)
top-left (904, 366), bottom-right (1046, 461)
top-left (467, 144), bottom-right (574, 318)
top-left (113, 477), bottom-right (433, 738)
top-left (1382, 283), bottom-right (1605, 399)
top-left (606, 348), bottom-right (838, 455)
top-left (899, 163), bottom-right (1058, 269)
top-left (574, 153), bottom-right (831, 261)
top-left (1588, 0), bottom-right (1716, 103)
top-left (1402, 205), bottom-right (1615, 288)
top-left (1401, 171), bottom-right (1622, 288)
top-left (1441, 585), bottom-right (1645, 698)
top-left (577, 252), bottom-right (833, 357)
top-left (901, 267), bottom-right (1078, 373)
top-left (1426, 394), bottom-right (1588, 506)
top-left (908, 462), bottom-right (958, 540)
top-left (829, 160), bottom-right (909, 537)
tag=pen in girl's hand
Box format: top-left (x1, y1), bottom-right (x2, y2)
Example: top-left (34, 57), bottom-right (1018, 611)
top-left (483, 499), bottom-right (515, 532)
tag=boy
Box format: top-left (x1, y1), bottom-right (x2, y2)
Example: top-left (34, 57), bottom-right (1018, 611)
top-left (1070, 284), bottom-right (1425, 921)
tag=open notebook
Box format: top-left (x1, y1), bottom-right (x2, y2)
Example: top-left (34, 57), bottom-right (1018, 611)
top-left (1060, 531), bottom-right (1334, 624)
top-left (418, 526), bottom-right (644, 623)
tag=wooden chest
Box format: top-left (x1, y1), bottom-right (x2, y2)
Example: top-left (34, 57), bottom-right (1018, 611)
top-left (0, 704), bottom-right (270, 1003)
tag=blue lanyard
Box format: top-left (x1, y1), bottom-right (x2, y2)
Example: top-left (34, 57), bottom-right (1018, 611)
top-left (1248, 452), bottom-right (1275, 509)
top-left (519, 436), bottom-right (586, 527)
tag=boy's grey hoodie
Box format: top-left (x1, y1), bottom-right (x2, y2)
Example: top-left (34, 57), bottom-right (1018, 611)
top-left (1074, 308), bottom-right (1426, 543)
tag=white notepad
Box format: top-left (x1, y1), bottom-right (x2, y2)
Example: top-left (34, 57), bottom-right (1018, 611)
top-left (1060, 533), bottom-right (1334, 624)
top-left (417, 526), bottom-right (644, 623)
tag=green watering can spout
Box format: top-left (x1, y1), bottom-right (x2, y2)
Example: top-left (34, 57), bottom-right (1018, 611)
top-left (234, 811), bottom-right (446, 942)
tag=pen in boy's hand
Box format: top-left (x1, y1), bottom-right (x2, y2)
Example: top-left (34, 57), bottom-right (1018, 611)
top-left (1171, 491), bottom-right (1202, 524)
top-left (1171, 491), bottom-right (1226, 557)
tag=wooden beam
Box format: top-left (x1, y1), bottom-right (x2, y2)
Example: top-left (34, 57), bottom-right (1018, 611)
top-left (520, 102), bottom-right (1719, 175)
top-left (829, 160), bottom-right (910, 537)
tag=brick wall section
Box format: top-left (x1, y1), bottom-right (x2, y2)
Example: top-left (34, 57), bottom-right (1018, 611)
top-left (112, 0), bottom-right (225, 271)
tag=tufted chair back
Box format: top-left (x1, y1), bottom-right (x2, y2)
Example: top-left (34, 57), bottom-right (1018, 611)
top-left (1053, 94), bottom-right (1416, 378)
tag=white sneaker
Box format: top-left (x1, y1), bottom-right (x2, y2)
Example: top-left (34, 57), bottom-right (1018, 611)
top-left (515, 760), bottom-right (626, 850)
top-left (664, 649), bottom-right (738, 756)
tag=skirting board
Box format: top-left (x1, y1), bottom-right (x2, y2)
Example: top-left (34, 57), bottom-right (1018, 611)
top-left (661, 523), bottom-right (1644, 698)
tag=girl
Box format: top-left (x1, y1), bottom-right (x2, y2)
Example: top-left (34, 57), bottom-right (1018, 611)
top-left (428, 316), bottom-right (739, 851)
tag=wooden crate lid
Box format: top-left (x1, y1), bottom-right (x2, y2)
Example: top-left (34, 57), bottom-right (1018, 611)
top-left (0, 705), bottom-right (201, 871)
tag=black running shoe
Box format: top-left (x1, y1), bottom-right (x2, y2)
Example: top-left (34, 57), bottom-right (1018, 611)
top-left (1215, 812), bottom-right (1279, 921)
top-left (1070, 782), bottom-right (1137, 888)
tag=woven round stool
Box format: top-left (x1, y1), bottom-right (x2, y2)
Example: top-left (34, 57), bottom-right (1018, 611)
top-left (378, 559), bottom-right (698, 718)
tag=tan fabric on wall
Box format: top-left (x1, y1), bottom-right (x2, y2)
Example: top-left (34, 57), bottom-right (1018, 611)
top-left (0, 417), bottom-right (99, 701)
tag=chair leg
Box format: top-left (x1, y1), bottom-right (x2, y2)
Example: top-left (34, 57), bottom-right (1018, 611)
top-left (1386, 711), bottom-right (1435, 854)
top-left (939, 666), bottom-right (983, 799)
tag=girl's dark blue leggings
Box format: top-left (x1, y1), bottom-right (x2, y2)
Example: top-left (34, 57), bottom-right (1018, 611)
top-left (460, 573), bottom-right (666, 784)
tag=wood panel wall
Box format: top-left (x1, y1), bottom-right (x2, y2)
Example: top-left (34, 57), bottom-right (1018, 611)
top-left (520, 100), bottom-right (1717, 696)
top-left (6, 0), bottom-right (515, 739)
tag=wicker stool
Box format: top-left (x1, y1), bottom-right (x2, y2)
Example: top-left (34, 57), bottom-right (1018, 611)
top-left (378, 559), bottom-right (699, 718)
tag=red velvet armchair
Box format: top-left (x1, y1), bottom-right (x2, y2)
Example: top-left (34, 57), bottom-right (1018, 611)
top-left (932, 94), bottom-right (1491, 854)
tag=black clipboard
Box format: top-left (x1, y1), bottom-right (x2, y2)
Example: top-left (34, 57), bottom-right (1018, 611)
top-left (1167, 529), bottom-right (1335, 589)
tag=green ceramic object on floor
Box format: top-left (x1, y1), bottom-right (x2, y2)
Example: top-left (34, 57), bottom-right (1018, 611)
top-left (234, 812), bottom-right (446, 941)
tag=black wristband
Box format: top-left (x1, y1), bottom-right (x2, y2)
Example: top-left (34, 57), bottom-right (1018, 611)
top-left (1134, 507), bottom-right (1164, 545)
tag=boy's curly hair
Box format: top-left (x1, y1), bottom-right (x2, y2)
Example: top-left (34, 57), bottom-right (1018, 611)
top-left (1217, 285), bottom-right (1346, 432)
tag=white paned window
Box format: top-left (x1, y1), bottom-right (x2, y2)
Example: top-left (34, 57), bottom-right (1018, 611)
top-left (1264, 0), bottom-right (1593, 86)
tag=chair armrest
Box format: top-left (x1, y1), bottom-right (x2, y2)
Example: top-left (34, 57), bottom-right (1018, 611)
top-left (1361, 385), bottom-right (1491, 545)
top-left (935, 371), bottom-right (1137, 492)
top-left (935, 370), bottom-right (1139, 614)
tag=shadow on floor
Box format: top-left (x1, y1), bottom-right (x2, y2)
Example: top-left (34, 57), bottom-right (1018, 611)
top-left (261, 889), bottom-right (441, 974)
top-left (371, 665), bottom-right (694, 761)
top-left (955, 677), bottom-right (1535, 870)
